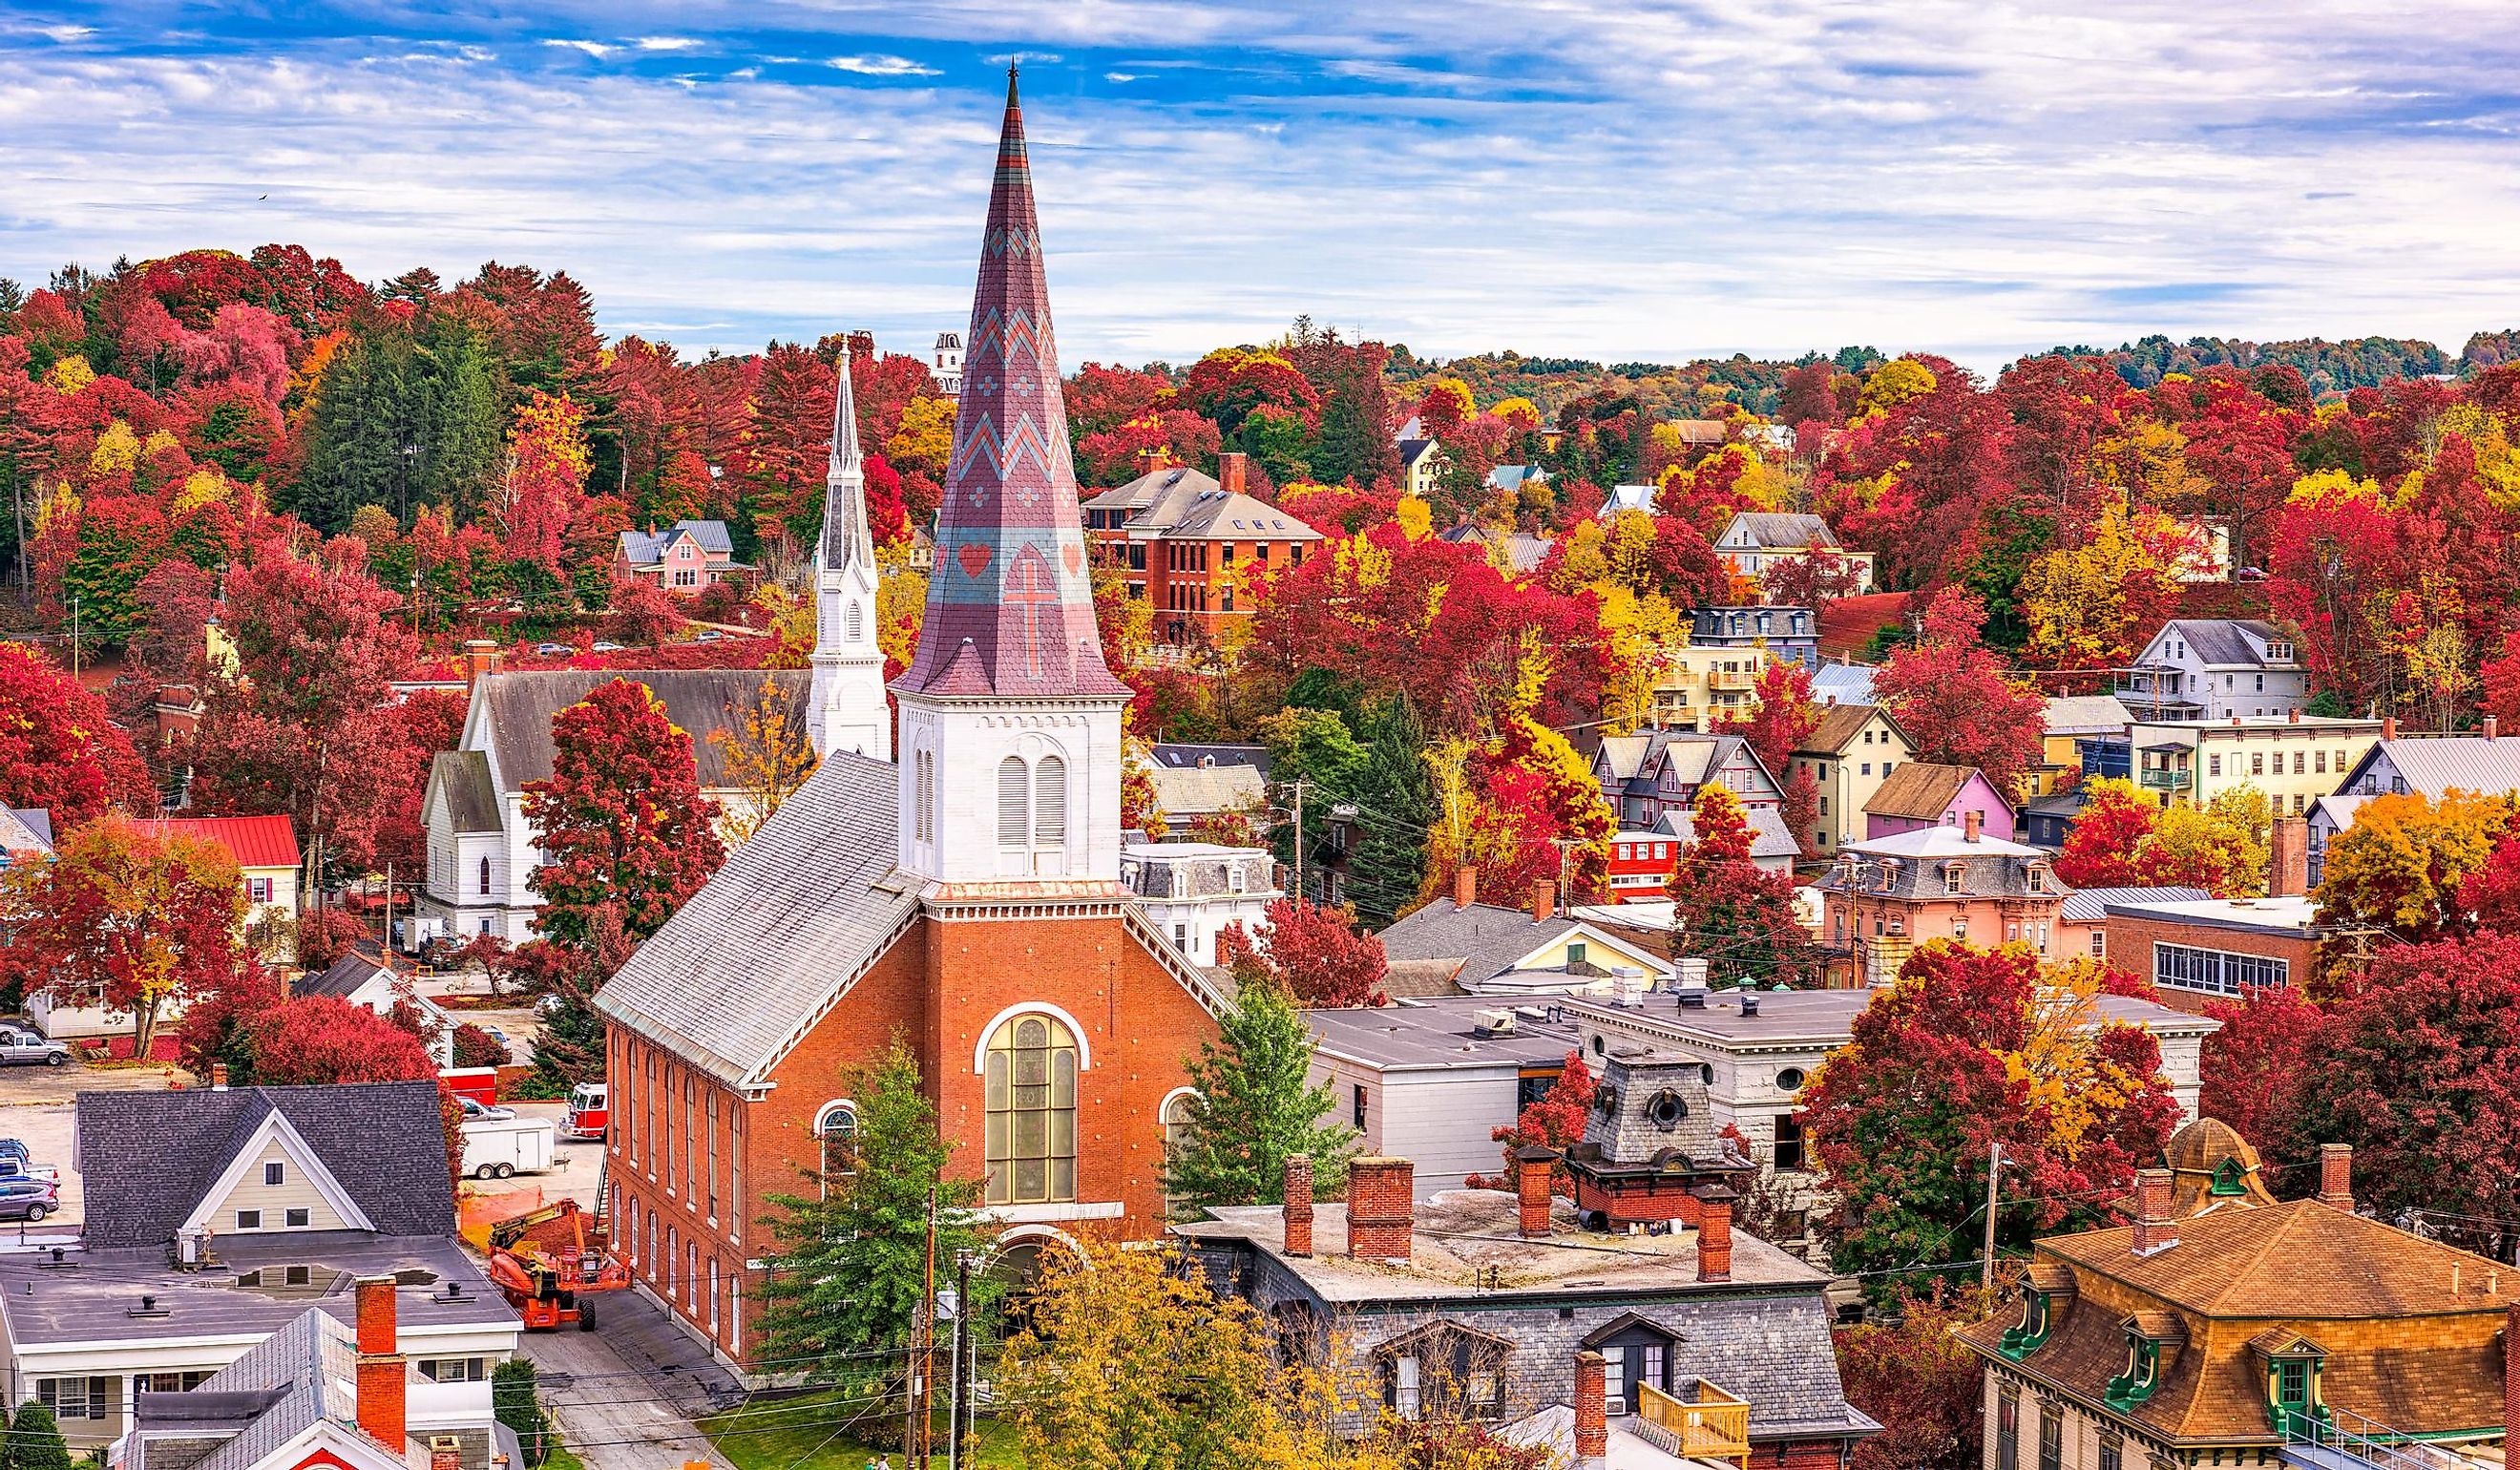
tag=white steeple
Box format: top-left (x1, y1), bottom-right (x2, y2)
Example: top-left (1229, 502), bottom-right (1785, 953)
top-left (807, 341), bottom-right (890, 761)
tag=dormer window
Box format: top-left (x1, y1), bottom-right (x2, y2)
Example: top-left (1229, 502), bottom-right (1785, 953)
top-left (2268, 640), bottom-right (2294, 662)
top-left (2105, 1313), bottom-right (2184, 1410)
top-left (1999, 1266), bottom-right (2075, 1359)
top-left (1944, 863), bottom-right (1966, 896)
top-left (2252, 1331), bottom-right (2329, 1436)
top-left (2026, 865), bottom-right (2048, 894)
top-left (2210, 1158), bottom-right (2251, 1197)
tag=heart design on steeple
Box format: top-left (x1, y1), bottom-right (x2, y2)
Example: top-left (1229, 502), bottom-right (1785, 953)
top-left (956, 543), bottom-right (994, 578)
top-left (1062, 544), bottom-right (1082, 575)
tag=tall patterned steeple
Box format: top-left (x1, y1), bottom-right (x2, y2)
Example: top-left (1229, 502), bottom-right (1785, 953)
top-left (807, 341), bottom-right (889, 760)
top-left (893, 72), bottom-right (1129, 889)
top-left (893, 69), bottom-right (1130, 703)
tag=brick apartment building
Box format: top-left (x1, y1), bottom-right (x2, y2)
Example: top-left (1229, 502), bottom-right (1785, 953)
top-left (2088, 817), bottom-right (2320, 1013)
top-left (1081, 451), bottom-right (1322, 643)
top-left (594, 79), bottom-right (1238, 1370)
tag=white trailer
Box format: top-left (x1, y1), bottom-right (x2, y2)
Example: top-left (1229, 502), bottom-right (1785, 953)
top-left (460, 1115), bottom-right (562, 1179)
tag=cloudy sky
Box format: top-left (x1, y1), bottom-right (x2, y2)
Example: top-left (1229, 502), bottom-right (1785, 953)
top-left (5, 2), bottom-right (2519, 370)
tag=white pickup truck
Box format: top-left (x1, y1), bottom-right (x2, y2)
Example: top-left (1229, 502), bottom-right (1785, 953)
top-left (0, 1026), bottom-right (69, 1068)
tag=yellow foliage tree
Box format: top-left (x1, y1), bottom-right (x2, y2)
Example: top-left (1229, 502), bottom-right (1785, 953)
top-left (1392, 494), bottom-right (1433, 541)
top-left (874, 542), bottom-right (929, 670)
top-left (885, 395), bottom-right (956, 480)
top-left (171, 468), bottom-right (232, 517)
top-left (2017, 500), bottom-right (2197, 669)
top-left (704, 677), bottom-right (819, 843)
top-left (2313, 788), bottom-right (2514, 942)
top-left (2092, 417), bottom-right (2212, 513)
top-left (1421, 376), bottom-right (1474, 425)
top-left (46, 356), bottom-right (94, 394)
top-left (750, 581), bottom-right (814, 669)
top-left (2009, 956), bottom-right (2170, 1160)
top-left (1488, 395), bottom-right (1540, 434)
top-left (1858, 358), bottom-right (1937, 416)
top-left (88, 420), bottom-right (140, 480)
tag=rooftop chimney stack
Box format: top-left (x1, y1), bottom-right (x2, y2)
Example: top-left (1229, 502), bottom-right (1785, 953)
top-left (1345, 1157), bottom-right (1415, 1263)
top-left (2131, 1167), bottom-right (2177, 1256)
top-left (430, 1437), bottom-right (464, 1470)
top-left (2319, 1143), bottom-right (2354, 1212)
top-left (2384, 716), bottom-right (2400, 741)
top-left (210, 1062), bottom-right (229, 1091)
top-left (1532, 878), bottom-right (1556, 925)
top-left (461, 639), bottom-right (504, 690)
top-left (352, 1275), bottom-right (406, 1452)
top-left (1283, 1155), bottom-right (1314, 1258)
top-left (1694, 1182), bottom-right (1736, 1282)
top-left (1456, 866), bottom-right (1479, 912)
top-left (1573, 1350), bottom-right (1608, 1470)
top-left (1964, 809), bottom-right (1983, 843)
top-left (2269, 816), bottom-right (2309, 899)
top-left (1516, 1146), bottom-right (1559, 1240)
top-left (2490, 716), bottom-right (2504, 741)
top-left (1217, 452), bottom-right (1249, 497)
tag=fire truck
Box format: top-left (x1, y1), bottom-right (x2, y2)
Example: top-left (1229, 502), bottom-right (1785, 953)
top-left (560, 1082), bottom-right (608, 1141)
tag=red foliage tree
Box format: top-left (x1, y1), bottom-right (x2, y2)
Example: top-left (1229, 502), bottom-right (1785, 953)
top-left (2051, 780), bottom-right (2156, 890)
top-left (1835, 1283), bottom-right (1989, 1470)
top-left (242, 995), bottom-right (438, 1084)
top-left (2196, 985), bottom-right (2323, 1151)
top-left (1464, 1050), bottom-right (1597, 1190)
top-left (1665, 785), bottom-right (1813, 986)
top-left (1717, 662), bottom-right (1823, 853)
top-left (520, 678), bottom-right (724, 951)
top-left (606, 578), bottom-right (683, 647)
top-left (1873, 587), bottom-right (2047, 788)
top-left (0, 641), bottom-right (158, 825)
top-left (1220, 897), bottom-right (1388, 1007)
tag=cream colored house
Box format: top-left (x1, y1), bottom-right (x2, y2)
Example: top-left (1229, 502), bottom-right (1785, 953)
top-left (1650, 643), bottom-right (1771, 730)
top-left (1791, 704), bottom-right (1910, 855)
top-left (2132, 715), bottom-right (2384, 819)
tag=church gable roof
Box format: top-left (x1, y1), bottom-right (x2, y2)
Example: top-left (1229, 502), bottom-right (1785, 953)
top-left (472, 669), bottom-right (809, 795)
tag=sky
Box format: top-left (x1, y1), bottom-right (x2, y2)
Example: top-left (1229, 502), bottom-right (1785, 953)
top-left (6, 1), bottom-right (2520, 372)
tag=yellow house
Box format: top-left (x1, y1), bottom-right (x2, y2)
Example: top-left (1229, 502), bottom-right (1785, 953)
top-left (1792, 704), bottom-right (1912, 855)
top-left (1651, 643), bottom-right (1770, 730)
top-left (2037, 694), bottom-right (2134, 797)
top-left (2132, 715), bottom-right (2385, 817)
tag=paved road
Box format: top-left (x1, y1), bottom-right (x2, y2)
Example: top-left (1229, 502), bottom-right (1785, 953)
top-left (522, 1287), bottom-right (742, 1470)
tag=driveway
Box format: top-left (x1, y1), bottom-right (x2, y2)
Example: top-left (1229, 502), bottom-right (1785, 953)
top-left (523, 1286), bottom-right (741, 1470)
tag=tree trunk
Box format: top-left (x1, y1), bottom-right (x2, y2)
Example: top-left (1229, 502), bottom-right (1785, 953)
top-left (132, 996), bottom-right (158, 1062)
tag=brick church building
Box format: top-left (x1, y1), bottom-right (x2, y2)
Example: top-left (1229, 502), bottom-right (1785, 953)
top-left (594, 74), bottom-right (1231, 1367)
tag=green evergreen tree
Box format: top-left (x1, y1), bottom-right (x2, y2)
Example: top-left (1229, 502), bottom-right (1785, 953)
top-left (296, 334), bottom-right (411, 534)
top-left (1162, 974), bottom-right (1358, 1216)
top-left (751, 1039), bottom-right (998, 1402)
top-left (415, 321), bottom-right (509, 522)
top-left (1346, 694), bottom-right (1435, 929)
top-left (8, 1400), bottom-right (73, 1470)
top-left (1311, 350), bottom-right (1399, 489)
top-left (491, 1358), bottom-right (552, 1468)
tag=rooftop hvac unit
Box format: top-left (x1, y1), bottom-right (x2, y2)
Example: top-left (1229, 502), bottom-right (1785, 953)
top-left (1472, 1009), bottom-right (1517, 1039)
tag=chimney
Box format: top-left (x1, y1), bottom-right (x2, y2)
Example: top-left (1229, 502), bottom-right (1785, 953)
top-left (1283, 1155), bottom-right (1314, 1258)
top-left (1573, 1351), bottom-right (1608, 1469)
top-left (1218, 451), bottom-right (1250, 497)
top-left (2269, 817), bottom-right (2309, 899)
top-left (2289, 708), bottom-right (2301, 724)
top-left (2384, 716), bottom-right (2399, 741)
top-left (1532, 878), bottom-right (1557, 925)
top-left (1694, 1183), bottom-right (1736, 1282)
top-left (1344, 1157), bottom-right (1415, 1262)
top-left (1455, 866), bottom-right (1479, 912)
top-left (2319, 1144), bottom-right (2354, 1211)
top-left (1964, 809), bottom-right (1983, 843)
top-left (352, 1276), bottom-right (406, 1451)
top-left (430, 1437), bottom-right (464, 1470)
top-left (210, 1062), bottom-right (229, 1091)
top-left (2131, 1167), bottom-right (2176, 1256)
top-left (461, 639), bottom-right (504, 690)
top-left (1516, 1146), bottom-right (1559, 1239)
top-left (2489, 716), bottom-right (2504, 741)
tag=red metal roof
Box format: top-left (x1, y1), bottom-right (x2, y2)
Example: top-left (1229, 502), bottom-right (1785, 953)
top-left (147, 814), bottom-right (301, 870)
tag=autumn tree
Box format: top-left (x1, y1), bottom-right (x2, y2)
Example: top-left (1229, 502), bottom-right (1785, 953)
top-left (0, 640), bottom-right (158, 824)
top-left (496, 389), bottom-right (590, 576)
top-left (522, 678), bottom-right (724, 950)
top-left (2196, 985), bottom-right (2323, 1149)
top-left (1223, 898), bottom-right (1389, 1007)
top-left (604, 578), bottom-right (682, 647)
top-left (704, 677), bottom-right (818, 843)
top-left (0, 811), bottom-right (255, 1056)
top-left (238, 995), bottom-right (439, 1084)
top-left (1464, 1049), bottom-right (1596, 1190)
top-left (2050, 778), bottom-right (2154, 890)
top-left (1800, 945), bottom-right (2183, 1283)
top-left (1162, 965), bottom-right (1358, 1216)
top-left (1835, 1284), bottom-right (1990, 1470)
top-left (751, 1039), bottom-right (996, 1405)
top-left (2312, 788), bottom-right (2511, 956)
top-left (1873, 587), bottom-right (2047, 790)
top-left (1665, 785), bottom-right (1814, 986)
top-left (2017, 501), bottom-right (2199, 671)
top-left (1717, 662), bottom-right (1824, 852)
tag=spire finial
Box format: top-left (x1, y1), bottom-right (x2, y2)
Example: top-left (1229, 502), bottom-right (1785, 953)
top-left (1006, 64), bottom-right (1019, 108)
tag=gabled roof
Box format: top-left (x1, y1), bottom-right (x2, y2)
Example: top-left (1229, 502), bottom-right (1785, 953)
top-left (2044, 694), bottom-right (2134, 735)
top-left (2350, 736), bottom-right (2520, 802)
top-left (294, 954), bottom-right (396, 1001)
top-left (1600, 483), bottom-right (1658, 516)
top-left (594, 750), bottom-right (920, 1087)
top-left (8, 808), bottom-right (52, 847)
top-left (1152, 742), bottom-right (1270, 773)
top-left (1397, 438), bottom-right (1443, 470)
top-left (426, 749), bottom-right (500, 834)
top-left (0, 808), bottom-right (52, 861)
top-left (147, 814), bottom-right (301, 871)
top-left (1672, 418), bottom-right (1729, 445)
top-left (618, 518), bottom-right (737, 565)
top-left (76, 1082), bottom-right (457, 1248)
top-left (1147, 763), bottom-right (1265, 818)
top-left (1810, 664), bottom-right (1878, 705)
top-left (2149, 619), bottom-right (2296, 668)
top-left (1799, 703), bottom-right (1894, 755)
top-left (1863, 762), bottom-right (2011, 822)
top-left (472, 669), bottom-right (809, 795)
top-left (1718, 512), bottom-right (1838, 550)
top-left (1376, 901), bottom-right (1664, 992)
top-left (1650, 802), bottom-right (1800, 862)
top-left (1485, 465), bottom-right (1549, 493)
top-left (126, 1306), bottom-right (365, 1470)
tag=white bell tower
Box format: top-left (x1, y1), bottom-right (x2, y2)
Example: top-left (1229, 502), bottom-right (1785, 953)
top-left (807, 343), bottom-right (890, 761)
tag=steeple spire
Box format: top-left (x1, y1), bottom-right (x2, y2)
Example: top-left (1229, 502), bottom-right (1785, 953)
top-left (892, 68), bottom-right (1129, 701)
top-left (807, 336), bottom-right (888, 761)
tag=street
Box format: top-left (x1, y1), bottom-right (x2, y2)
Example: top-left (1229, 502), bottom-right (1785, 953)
top-left (522, 1285), bottom-right (743, 1470)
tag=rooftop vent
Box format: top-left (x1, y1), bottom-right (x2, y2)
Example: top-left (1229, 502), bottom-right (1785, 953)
top-left (130, 1293), bottom-right (170, 1319)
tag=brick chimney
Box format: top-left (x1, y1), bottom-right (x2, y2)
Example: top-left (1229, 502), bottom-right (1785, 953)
top-left (1693, 1182), bottom-right (1736, 1282)
top-left (1345, 1157), bottom-right (1415, 1262)
top-left (1532, 878), bottom-right (1556, 925)
top-left (1516, 1145), bottom-right (1558, 1239)
top-left (2384, 716), bottom-right (2399, 741)
top-left (429, 1437), bottom-right (464, 1470)
top-left (352, 1275), bottom-right (406, 1452)
top-left (2268, 816), bottom-right (2309, 899)
top-left (1218, 452), bottom-right (1250, 496)
top-left (2319, 1143), bottom-right (2354, 1211)
top-left (1573, 1350), bottom-right (1608, 1469)
top-left (210, 1062), bottom-right (229, 1091)
top-left (2488, 715), bottom-right (2503, 741)
top-left (2131, 1167), bottom-right (2177, 1256)
top-left (1455, 866), bottom-right (1479, 911)
top-left (1964, 809), bottom-right (1983, 843)
top-left (461, 639), bottom-right (504, 690)
top-left (1283, 1155), bottom-right (1314, 1258)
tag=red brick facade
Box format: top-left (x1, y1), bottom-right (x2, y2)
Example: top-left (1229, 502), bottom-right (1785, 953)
top-left (2095, 911), bottom-right (2319, 1015)
top-left (605, 901), bottom-right (1222, 1365)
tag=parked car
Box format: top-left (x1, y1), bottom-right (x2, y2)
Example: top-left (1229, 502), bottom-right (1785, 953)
top-left (0, 1026), bottom-right (69, 1067)
top-left (0, 1177), bottom-right (58, 1223)
top-left (591, 640), bottom-right (624, 652)
top-left (693, 629), bottom-right (723, 642)
top-left (534, 642), bottom-right (570, 657)
top-left (455, 1095), bottom-right (515, 1123)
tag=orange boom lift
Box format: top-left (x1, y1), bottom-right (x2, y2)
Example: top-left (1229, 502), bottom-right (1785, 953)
top-left (483, 1197), bottom-right (630, 1331)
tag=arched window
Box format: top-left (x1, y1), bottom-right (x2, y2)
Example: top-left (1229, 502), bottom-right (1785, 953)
top-left (1033, 755), bottom-right (1067, 843)
top-left (914, 750), bottom-right (934, 844)
top-left (477, 856), bottom-right (491, 896)
top-left (815, 1102), bottom-right (859, 1183)
top-left (1161, 1089), bottom-right (1199, 1217)
top-left (998, 757), bottom-right (1031, 848)
top-left (984, 1013), bottom-right (1078, 1206)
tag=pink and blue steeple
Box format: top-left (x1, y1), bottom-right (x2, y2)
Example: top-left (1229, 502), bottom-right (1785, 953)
top-left (893, 70), bottom-right (1130, 701)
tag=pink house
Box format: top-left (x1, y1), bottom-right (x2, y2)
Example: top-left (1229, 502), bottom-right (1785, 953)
top-left (1862, 762), bottom-right (2018, 843)
top-left (617, 519), bottom-right (749, 590)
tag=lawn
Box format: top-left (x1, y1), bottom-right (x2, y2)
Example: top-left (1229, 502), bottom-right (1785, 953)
top-left (701, 1391), bottom-right (1027, 1470)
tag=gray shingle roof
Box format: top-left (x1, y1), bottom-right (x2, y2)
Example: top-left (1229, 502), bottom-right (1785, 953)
top-left (76, 1082), bottom-right (458, 1249)
top-left (619, 518), bottom-right (737, 565)
top-left (142, 1307), bottom-right (352, 1470)
top-left (8, 808), bottom-right (52, 847)
top-left (2157, 619), bottom-right (2292, 668)
top-left (293, 954), bottom-right (392, 1000)
top-left (1581, 1048), bottom-right (1732, 1166)
top-left (427, 750), bottom-right (501, 833)
top-left (1651, 802), bottom-right (1800, 861)
top-left (475, 669), bottom-right (809, 795)
top-left (593, 750), bottom-right (917, 1087)
top-left (2056, 885), bottom-right (2212, 923)
top-left (1720, 512), bottom-right (1838, 550)
top-left (2044, 694), bottom-right (2134, 735)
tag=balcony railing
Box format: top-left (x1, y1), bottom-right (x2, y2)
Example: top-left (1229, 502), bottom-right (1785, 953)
top-left (1635, 1380), bottom-right (1751, 1465)
top-left (2137, 766), bottom-right (2193, 790)
top-left (1706, 670), bottom-right (1758, 691)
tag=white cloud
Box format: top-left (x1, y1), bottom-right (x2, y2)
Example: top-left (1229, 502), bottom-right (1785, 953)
top-left (635, 36), bottom-right (702, 52)
top-left (541, 39), bottom-right (617, 59)
top-left (1104, 73), bottom-right (1141, 83)
top-left (829, 54), bottom-right (939, 77)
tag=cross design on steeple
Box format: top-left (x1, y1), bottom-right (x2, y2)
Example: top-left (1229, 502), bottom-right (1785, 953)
top-left (1003, 547), bottom-right (1060, 681)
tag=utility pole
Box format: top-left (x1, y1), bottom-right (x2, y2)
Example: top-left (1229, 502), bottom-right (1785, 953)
top-left (1291, 778), bottom-right (1311, 903)
top-left (70, 594), bottom-right (79, 680)
top-left (1981, 1140), bottom-right (2004, 1296)
top-left (914, 1185), bottom-right (938, 1468)
top-left (949, 1250), bottom-right (976, 1470)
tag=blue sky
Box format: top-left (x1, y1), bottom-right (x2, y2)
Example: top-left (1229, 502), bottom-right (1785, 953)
top-left (6, 2), bottom-right (2520, 371)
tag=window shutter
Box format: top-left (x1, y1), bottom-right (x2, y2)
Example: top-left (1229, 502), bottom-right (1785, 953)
top-left (998, 758), bottom-right (1030, 846)
top-left (1034, 756), bottom-right (1067, 842)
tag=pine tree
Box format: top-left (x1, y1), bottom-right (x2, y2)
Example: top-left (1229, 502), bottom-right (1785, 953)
top-left (6, 1400), bottom-right (72, 1470)
top-left (1346, 694), bottom-right (1436, 928)
top-left (297, 333), bottom-right (411, 534)
top-left (416, 320), bottom-right (509, 522)
top-left (491, 1358), bottom-right (553, 1468)
top-left (1162, 973), bottom-right (1358, 1215)
top-left (750, 1040), bottom-right (997, 1400)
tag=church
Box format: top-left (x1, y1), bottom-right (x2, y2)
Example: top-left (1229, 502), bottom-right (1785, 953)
top-left (592, 74), bottom-right (1235, 1368)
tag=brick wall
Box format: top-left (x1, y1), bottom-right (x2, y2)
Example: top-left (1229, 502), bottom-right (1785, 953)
top-left (2098, 913), bottom-right (2320, 1015)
